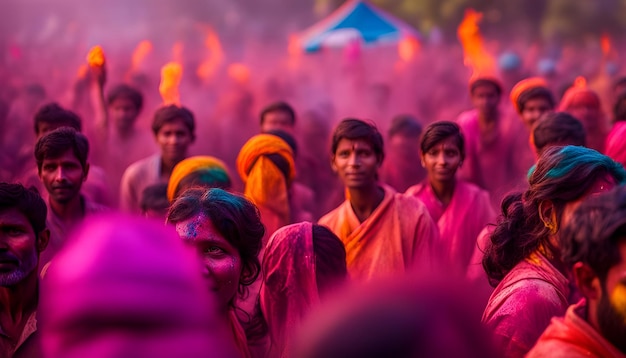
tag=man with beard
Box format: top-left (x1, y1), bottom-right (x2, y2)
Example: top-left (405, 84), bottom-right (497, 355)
top-left (528, 185), bottom-right (626, 357)
top-left (0, 183), bottom-right (49, 357)
top-left (35, 128), bottom-right (107, 266)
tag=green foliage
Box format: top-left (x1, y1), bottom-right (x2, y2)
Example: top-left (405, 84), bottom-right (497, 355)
top-left (320, 0), bottom-right (623, 42)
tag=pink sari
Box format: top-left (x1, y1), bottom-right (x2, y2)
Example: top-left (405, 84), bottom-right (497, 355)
top-left (605, 121), bottom-right (626, 167)
top-left (406, 180), bottom-right (495, 274)
top-left (260, 222), bottom-right (319, 358)
top-left (482, 251), bottom-right (570, 358)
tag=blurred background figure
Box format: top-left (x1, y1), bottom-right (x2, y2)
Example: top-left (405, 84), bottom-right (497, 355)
top-left (605, 90), bottom-right (626, 167)
top-left (456, 77), bottom-right (521, 207)
top-left (120, 105), bottom-right (196, 214)
top-left (139, 183), bottom-right (169, 221)
top-left (559, 79), bottom-right (608, 153)
top-left (39, 214), bottom-right (236, 358)
top-left (530, 112), bottom-right (586, 159)
top-left (296, 277), bottom-right (499, 358)
top-left (380, 114), bottom-right (425, 193)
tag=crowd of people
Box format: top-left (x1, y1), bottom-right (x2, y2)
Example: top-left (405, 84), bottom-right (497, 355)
top-left (1, 36), bottom-right (626, 358)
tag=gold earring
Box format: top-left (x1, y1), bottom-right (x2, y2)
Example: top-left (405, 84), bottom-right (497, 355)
top-left (543, 221), bottom-right (557, 235)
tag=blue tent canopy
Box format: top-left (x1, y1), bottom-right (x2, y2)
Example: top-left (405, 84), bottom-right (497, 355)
top-left (299, 0), bottom-right (419, 53)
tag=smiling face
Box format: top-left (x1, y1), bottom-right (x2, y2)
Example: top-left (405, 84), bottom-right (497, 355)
top-left (39, 149), bottom-right (88, 205)
top-left (421, 136), bottom-right (462, 184)
top-left (175, 214), bottom-right (243, 312)
top-left (0, 208), bottom-right (43, 286)
top-left (332, 138), bottom-right (381, 189)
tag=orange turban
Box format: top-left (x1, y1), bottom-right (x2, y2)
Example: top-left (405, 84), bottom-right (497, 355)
top-left (236, 134), bottom-right (295, 227)
top-left (167, 156), bottom-right (231, 202)
top-left (510, 77), bottom-right (549, 113)
top-left (558, 77), bottom-right (601, 111)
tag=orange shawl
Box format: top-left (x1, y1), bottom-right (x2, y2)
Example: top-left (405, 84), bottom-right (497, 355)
top-left (319, 185), bottom-right (439, 281)
top-left (527, 299), bottom-right (626, 358)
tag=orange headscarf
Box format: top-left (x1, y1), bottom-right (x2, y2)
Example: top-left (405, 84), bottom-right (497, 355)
top-left (558, 77), bottom-right (601, 111)
top-left (510, 77), bottom-right (549, 113)
top-left (167, 156), bottom-right (231, 202)
top-left (236, 134), bottom-right (295, 230)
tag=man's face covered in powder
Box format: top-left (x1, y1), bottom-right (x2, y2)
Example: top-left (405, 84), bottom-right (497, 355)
top-left (596, 240), bottom-right (626, 354)
top-left (175, 214), bottom-right (243, 312)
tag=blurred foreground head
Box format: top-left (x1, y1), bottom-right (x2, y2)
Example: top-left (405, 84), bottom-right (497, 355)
top-left (296, 277), bottom-right (498, 358)
top-left (40, 214), bottom-right (236, 358)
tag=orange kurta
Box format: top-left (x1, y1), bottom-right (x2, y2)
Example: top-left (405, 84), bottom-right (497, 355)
top-left (527, 299), bottom-right (626, 358)
top-left (319, 185), bottom-right (439, 281)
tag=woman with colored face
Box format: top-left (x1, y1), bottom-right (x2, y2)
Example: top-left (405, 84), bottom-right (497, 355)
top-left (406, 121), bottom-right (495, 274)
top-left (481, 145), bottom-right (626, 357)
top-left (167, 188), bottom-right (265, 358)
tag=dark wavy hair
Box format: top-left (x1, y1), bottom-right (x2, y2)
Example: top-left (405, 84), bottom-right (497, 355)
top-left (166, 188), bottom-right (264, 297)
top-left (560, 185), bottom-right (626, 282)
top-left (483, 145), bottom-right (626, 287)
top-left (0, 183), bottom-right (47, 234)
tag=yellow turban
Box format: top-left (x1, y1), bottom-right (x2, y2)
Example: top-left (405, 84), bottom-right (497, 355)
top-left (236, 134), bottom-right (295, 224)
top-left (167, 156), bottom-right (231, 202)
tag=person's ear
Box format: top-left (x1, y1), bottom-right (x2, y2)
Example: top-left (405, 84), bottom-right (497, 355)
top-left (538, 200), bottom-right (557, 234)
top-left (572, 262), bottom-right (602, 301)
top-left (83, 163), bottom-right (90, 181)
top-left (376, 155), bottom-right (383, 168)
top-left (37, 229), bottom-right (50, 253)
top-left (240, 263), bottom-right (259, 287)
top-left (330, 155), bottom-right (338, 173)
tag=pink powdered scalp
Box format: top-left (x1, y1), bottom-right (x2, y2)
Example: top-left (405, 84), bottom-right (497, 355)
top-left (39, 214), bottom-right (237, 358)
